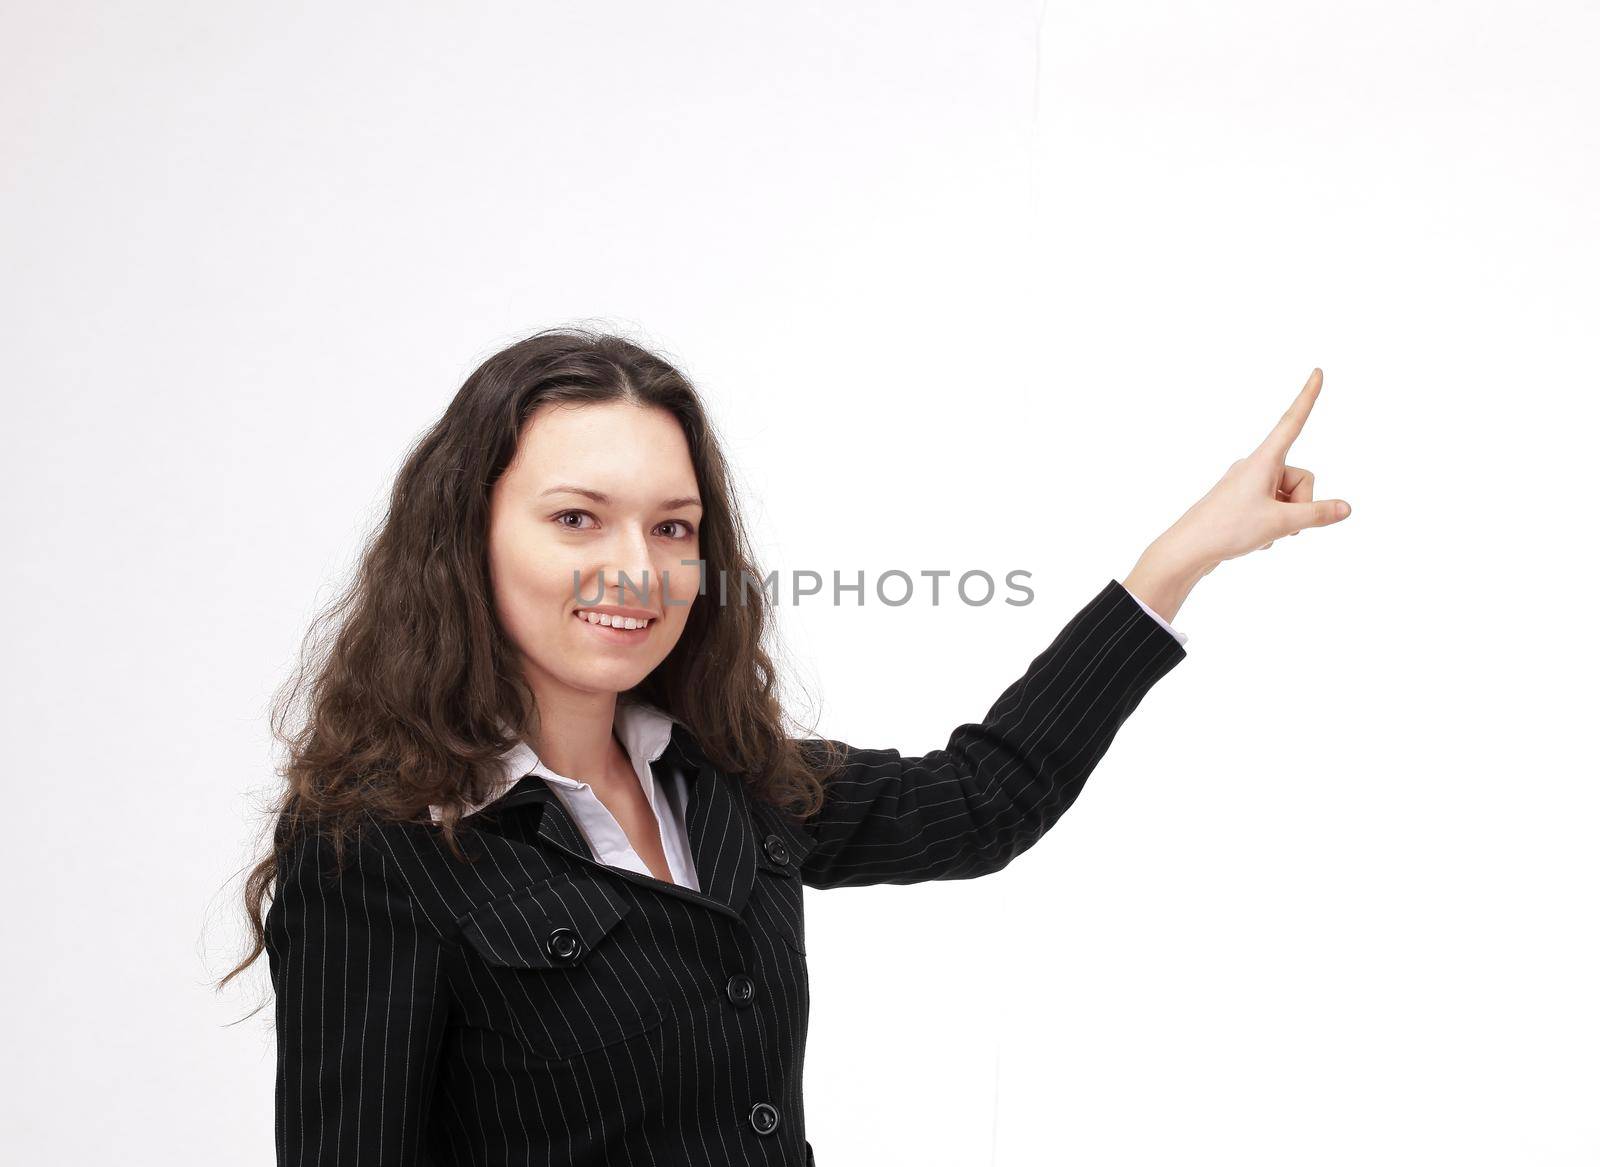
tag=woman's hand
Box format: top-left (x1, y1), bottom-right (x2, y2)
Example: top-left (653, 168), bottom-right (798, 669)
top-left (1122, 368), bottom-right (1352, 623)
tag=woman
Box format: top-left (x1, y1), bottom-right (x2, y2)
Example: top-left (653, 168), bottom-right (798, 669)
top-left (220, 328), bottom-right (1350, 1165)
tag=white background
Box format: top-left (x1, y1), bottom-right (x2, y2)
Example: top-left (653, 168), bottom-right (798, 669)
top-left (2, 1), bottom-right (1595, 1163)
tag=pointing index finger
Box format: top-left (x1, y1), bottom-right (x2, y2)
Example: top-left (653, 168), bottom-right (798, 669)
top-left (1255, 368), bottom-right (1323, 462)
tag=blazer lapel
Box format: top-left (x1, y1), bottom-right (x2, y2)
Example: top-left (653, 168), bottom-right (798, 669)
top-left (662, 724), bottom-right (758, 919)
top-left (467, 721), bottom-right (759, 921)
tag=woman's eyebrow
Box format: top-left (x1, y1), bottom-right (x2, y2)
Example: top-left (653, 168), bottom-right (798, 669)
top-left (540, 483), bottom-right (703, 510)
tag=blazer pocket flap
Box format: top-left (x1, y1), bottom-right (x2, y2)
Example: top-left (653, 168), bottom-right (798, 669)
top-left (459, 873), bottom-right (634, 970)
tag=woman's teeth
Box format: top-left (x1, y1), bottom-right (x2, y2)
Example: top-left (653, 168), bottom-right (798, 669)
top-left (575, 611), bottom-right (653, 630)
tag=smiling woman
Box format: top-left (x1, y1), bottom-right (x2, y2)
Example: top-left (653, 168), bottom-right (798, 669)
top-left (220, 326), bottom-right (1347, 1165)
top-left (486, 400), bottom-right (705, 701)
top-left (222, 326), bottom-right (859, 1164)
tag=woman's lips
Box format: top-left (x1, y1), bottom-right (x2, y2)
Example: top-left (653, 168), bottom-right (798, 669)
top-left (572, 610), bottom-right (653, 643)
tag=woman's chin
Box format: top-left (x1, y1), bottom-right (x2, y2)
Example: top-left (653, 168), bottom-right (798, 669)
top-left (551, 654), bottom-right (654, 696)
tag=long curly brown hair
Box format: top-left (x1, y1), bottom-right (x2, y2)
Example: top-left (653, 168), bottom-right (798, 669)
top-left (215, 326), bottom-right (844, 999)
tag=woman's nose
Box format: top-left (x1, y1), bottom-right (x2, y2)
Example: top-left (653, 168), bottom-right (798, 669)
top-left (600, 530), bottom-right (657, 606)
top-left (603, 571), bottom-right (655, 608)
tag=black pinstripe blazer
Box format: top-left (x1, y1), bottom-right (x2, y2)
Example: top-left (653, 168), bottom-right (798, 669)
top-left (265, 578), bottom-right (1187, 1166)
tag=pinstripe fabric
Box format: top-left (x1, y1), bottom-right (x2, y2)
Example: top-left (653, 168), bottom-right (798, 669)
top-left (264, 578), bottom-right (1187, 1165)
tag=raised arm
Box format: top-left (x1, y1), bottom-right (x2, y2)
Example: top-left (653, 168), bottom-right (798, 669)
top-left (796, 578), bottom-right (1188, 889)
top-left (265, 824), bottom-right (451, 1165)
top-left (792, 368), bottom-right (1355, 887)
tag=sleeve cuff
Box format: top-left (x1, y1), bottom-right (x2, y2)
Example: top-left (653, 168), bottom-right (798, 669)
top-left (1118, 582), bottom-right (1189, 647)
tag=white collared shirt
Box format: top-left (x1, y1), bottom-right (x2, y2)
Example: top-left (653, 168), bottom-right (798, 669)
top-left (431, 697), bottom-right (702, 892)
top-left (427, 588), bottom-right (1182, 893)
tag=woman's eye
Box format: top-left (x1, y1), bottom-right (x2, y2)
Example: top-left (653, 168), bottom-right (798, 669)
top-left (554, 510), bottom-right (596, 530)
top-left (553, 512), bottom-right (692, 538)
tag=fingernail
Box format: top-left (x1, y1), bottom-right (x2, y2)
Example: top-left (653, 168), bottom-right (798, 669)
top-left (1335, 502), bottom-right (1350, 518)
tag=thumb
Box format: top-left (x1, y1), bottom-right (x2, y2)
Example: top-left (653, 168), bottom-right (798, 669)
top-left (1283, 499), bottom-right (1352, 532)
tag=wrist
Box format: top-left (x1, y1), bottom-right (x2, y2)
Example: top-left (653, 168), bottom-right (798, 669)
top-left (1121, 540), bottom-right (1212, 625)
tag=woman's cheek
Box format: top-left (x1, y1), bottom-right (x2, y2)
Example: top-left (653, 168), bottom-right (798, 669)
top-left (663, 552), bottom-right (702, 605)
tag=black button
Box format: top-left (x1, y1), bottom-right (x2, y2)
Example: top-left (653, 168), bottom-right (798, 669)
top-left (748, 1101), bottom-right (781, 1135)
top-left (763, 834), bottom-right (790, 866)
top-left (725, 973), bottom-right (756, 1006)
top-left (545, 926), bottom-right (582, 962)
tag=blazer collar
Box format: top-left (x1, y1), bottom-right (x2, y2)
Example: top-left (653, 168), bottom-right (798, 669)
top-left (464, 717), bottom-right (763, 921)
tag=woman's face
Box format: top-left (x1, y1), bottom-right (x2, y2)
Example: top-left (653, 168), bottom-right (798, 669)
top-left (487, 400), bottom-right (704, 703)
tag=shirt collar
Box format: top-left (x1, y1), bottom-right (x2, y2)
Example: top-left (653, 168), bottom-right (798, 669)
top-left (500, 696), bottom-right (678, 789)
top-left (431, 696), bottom-right (681, 822)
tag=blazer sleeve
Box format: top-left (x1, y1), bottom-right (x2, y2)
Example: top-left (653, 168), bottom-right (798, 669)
top-left (265, 824), bottom-right (452, 1166)
top-left (796, 578), bottom-right (1188, 889)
